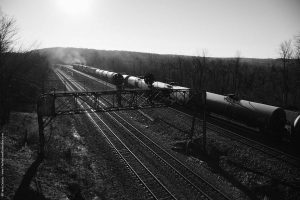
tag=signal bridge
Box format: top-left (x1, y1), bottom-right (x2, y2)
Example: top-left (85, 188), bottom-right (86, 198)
top-left (36, 80), bottom-right (207, 158)
top-left (37, 88), bottom-right (182, 117)
top-left (37, 86), bottom-right (204, 130)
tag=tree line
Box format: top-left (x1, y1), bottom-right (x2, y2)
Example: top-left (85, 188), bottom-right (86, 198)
top-left (0, 14), bottom-right (50, 126)
top-left (43, 45), bottom-right (300, 110)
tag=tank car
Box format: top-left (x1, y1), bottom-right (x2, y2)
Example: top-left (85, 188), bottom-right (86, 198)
top-left (123, 75), bottom-right (150, 89)
top-left (285, 110), bottom-right (300, 142)
top-left (170, 86), bottom-right (190, 105)
top-left (86, 66), bottom-right (97, 74)
top-left (292, 115), bottom-right (300, 142)
top-left (206, 93), bottom-right (286, 134)
top-left (152, 82), bottom-right (190, 104)
top-left (72, 64), bottom-right (124, 86)
top-left (152, 81), bottom-right (172, 89)
top-left (123, 74), bottom-right (190, 104)
top-left (122, 75), bottom-right (130, 87)
top-left (292, 115), bottom-right (300, 134)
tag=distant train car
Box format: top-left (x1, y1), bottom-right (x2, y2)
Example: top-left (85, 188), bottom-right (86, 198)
top-left (123, 74), bottom-right (190, 104)
top-left (152, 81), bottom-right (172, 89)
top-left (170, 85), bottom-right (190, 105)
top-left (123, 75), bottom-right (149, 89)
top-left (72, 64), bottom-right (124, 86)
top-left (72, 64), bottom-right (87, 72)
top-left (122, 74), bottom-right (130, 87)
top-left (206, 93), bottom-right (286, 134)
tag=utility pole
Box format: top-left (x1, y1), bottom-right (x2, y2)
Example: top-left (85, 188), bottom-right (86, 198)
top-left (37, 113), bottom-right (45, 158)
top-left (190, 113), bottom-right (196, 141)
top-left (202, 90), bottom-right (207, 153)
top-left (187, 112), bottom-right (197, 154)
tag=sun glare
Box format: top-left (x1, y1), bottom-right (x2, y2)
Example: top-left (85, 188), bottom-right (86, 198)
top-left (57, 0), bottom-right (93, 16)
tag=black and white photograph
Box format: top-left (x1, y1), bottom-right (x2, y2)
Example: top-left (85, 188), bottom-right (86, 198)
top-left (0, 0), bottom-right (299, 199)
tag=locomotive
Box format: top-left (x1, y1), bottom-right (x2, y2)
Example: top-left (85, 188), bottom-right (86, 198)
top-left (62, 64), bottom-right (299, 139)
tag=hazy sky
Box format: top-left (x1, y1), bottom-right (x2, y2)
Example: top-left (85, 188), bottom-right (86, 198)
top-left (1, 0), bottom-right (299, 58)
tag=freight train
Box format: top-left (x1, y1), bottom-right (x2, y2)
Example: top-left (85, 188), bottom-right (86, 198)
top-left (60, 64), bottom-right (299, 140)
top-left (71, 64), bottom-right (190, 103)
top-left (72, 64), bottom-right (124, 87)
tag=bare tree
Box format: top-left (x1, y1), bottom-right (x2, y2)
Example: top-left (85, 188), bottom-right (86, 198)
top-left (175, 56), bottom-right (184, 84)
top-left (294, 34), bottom-right (300, 64)
top-left (0, 14), bottom-right (17, 125)
top-left (233, 51), bottom-right (241, 96)
top-left (192, 49), bottom-right (208, 90)
top-left (293, 34), bottom-right (300, 107)
top-left (0, 15), bottom-right (17, 53)
top-left (279, 40), bottom-right (293, 107)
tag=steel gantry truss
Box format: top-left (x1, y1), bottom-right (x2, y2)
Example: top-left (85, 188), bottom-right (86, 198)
top-left (37, 88), bottom-right (187, 117)
top-left (37, 88), bottom-right (208, 154)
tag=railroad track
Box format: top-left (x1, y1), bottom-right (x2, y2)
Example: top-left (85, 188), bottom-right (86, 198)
top-left (167, 107), bottom-right (300, 168)
top-left (56, 69), bottom-right (232, 200)
top-left (61, 65), bottom-right (300, 168)
top-left (55, 69), bottom-right (176, 200)
top-left (208, 116), bottom-right (300, 166)
top-left (110, 111), bottom-right (230, 200)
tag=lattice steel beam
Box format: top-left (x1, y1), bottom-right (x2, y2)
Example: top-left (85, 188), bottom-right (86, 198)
top-left (37, 89), bottom-right (181, 116)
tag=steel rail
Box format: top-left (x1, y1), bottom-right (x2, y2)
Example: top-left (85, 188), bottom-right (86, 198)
top-left (58, 69), bottom-right (231, 200)
top-left (55, 69), bottom-right (177, 200)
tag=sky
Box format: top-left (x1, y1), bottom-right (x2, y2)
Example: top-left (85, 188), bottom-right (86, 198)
top-left (0, 0), bottom-right (299, 58)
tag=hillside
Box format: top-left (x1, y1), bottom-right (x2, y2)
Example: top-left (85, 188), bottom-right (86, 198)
top-left (39, 47), bottom-right (300, 109)
top-left (39, 47), bottom-right (277, 67)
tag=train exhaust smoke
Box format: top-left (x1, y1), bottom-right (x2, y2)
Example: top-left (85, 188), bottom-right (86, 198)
top-left (41, 47), bottom-right (86, 65)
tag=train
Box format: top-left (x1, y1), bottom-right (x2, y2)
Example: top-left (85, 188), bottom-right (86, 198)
top-left (60, 64), bottom-right (299, 140)
top-left (72, 64), bottom-right (124, 87)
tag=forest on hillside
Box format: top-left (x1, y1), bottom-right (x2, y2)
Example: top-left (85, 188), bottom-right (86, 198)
top-left (41, 47), bottom-right (300, 110)
top-left (0, 15), bottom-right (50, 125)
